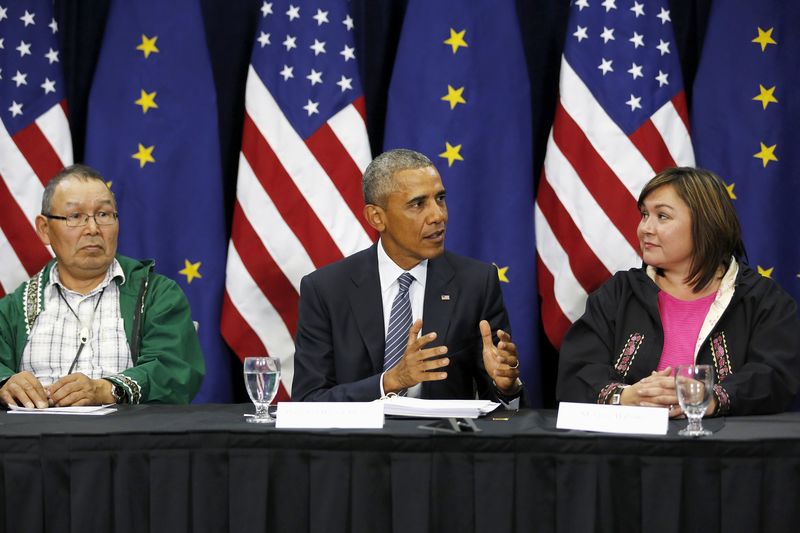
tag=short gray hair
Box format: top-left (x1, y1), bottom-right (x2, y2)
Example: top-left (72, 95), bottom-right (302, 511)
top-left (363, 149), bottom-right (434, 206)
top-left (41, 164), bottom-right (114, 214)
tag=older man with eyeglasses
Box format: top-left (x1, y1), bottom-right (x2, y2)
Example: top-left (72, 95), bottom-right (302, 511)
top-left (0, 164), bottom-right (204, 408)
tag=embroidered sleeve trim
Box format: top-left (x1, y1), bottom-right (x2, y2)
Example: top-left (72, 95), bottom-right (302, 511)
top-left (598, 382), bottom-right (626, 404)
top-left (109, 374), bottom-right (142, 404)
top-left (614, 333), bottom-right (644, 378)
top-left (712, 383), bottom-right (730, 416)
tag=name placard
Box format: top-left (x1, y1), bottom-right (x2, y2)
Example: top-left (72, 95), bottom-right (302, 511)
top-left (556, 402), bottom-right (668, 435)
top-left (276, 402), bottom-right (384, 429)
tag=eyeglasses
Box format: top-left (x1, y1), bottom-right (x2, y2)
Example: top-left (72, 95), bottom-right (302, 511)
top-left (44, 211), bottom-right (119, 227)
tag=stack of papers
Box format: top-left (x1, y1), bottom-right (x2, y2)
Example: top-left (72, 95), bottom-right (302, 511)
top-left (274, 398), bottom-right (500, 428)
top-left (6, 404), bottom-right (117, 416)
top-left (380, 396), bottom-right (499, 418)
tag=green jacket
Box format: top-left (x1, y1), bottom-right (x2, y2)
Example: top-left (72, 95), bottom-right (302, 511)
top-left (0, 255), bottom-right (204, 403)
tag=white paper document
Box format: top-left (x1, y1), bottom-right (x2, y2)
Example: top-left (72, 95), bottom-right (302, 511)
top-left (380, 396), bottom-right (500, 418)
top-left (556, 402), bottom-right (668, 435)
top-left (276, 401), bottom-right (385, 429)
top-left (6, 404), bottom-right (117, 416)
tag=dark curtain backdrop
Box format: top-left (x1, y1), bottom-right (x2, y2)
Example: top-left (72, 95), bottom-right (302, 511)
top-left (52, 0), bottom-right (712, 406)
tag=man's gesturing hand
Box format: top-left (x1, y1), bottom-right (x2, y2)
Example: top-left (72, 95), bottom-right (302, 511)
top-left (383, 319), bottom-right (449, 393)
top-left (480, 320), bottom-right (520, 394)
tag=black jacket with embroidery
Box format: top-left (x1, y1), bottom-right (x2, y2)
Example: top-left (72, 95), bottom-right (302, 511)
top-left (556, 261), bottom-right (800, 415)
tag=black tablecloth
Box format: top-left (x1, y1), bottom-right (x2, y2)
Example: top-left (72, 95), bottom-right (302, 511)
top-left (1, 404), bottom-right (799, 533)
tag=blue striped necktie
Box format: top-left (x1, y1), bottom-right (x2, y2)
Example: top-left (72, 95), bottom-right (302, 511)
top-left (383, 273), bottom-right (414, 395)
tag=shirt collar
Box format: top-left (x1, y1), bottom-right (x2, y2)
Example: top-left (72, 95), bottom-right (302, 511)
top-left (377, 238), bottom-right (428, 293)
top-left (718, 258), bottom-right (738, 294)
top-left (49, 258), bottom-right (126, 296)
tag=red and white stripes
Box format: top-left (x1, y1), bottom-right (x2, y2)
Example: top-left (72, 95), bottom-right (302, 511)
top-left (535, 58), bottom-right (694, 348)
top-left (221, 66), bottom-right (373, 394)
top-left (0, 101), bottom-right (72, 297)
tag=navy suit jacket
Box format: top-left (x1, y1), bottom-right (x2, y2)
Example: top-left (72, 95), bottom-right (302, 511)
top-left (291, 243), bottom-right (517, 402)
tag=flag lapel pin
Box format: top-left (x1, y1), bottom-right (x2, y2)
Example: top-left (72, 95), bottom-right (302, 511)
top-left (441, 294), bottom-right (450, 301)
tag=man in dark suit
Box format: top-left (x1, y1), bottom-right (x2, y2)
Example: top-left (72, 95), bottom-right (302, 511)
top-left (292, 149), bottom-right (523, 404)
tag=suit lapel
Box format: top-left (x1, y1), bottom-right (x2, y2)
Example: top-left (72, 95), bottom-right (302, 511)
top-left (421, 253), bottom-right (456, 345)
top-left (421, 253), bottom-right (457, 398)
top-left (348, 244), bottom-right (386, 373)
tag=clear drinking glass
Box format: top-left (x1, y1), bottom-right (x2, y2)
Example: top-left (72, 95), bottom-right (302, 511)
top-left (674, 364), bottom-right (714, 436)
top-left (243, 357), bottom-right (281, 424)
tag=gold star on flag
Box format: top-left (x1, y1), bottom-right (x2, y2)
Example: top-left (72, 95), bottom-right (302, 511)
top-left (105, 181), bottom-right (113, 189)
top-left (753, 142), bottom-right (778, 167)
top-left (136, 34), bottom-right (159, 58)
top-left (752, 27), bottom-right (776, 52)
top-left (441, 85), bottom-right (466, 110)
top-left (494, 264), bottom-right (510, 283)
top-left (724, 182), bottom-right (736, 200)
top-left (135, 89), bottom-right (158, 113)
top-left (444, 28), bottom-right (468, 54)
top-left (179, 259), bottom-right (203, 284)
top-left (757, 265), bottom-right (774, 278)
top-left (752, 84), bottom-right (778, 110)
top-left (439, 142), bottom-right (463, 167)
top-left (132, 143), bottom-right (155, 168)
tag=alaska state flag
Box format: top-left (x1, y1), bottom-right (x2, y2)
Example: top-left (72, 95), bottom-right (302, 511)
top-left (383, 1), bottom-right (540, 404)
top-left (692, 2), bottom-right (800, 307)
top-left (84, 0), bottom-right (232, 401)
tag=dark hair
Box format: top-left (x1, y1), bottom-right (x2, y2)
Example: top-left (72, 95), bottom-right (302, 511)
top-left (362, 148), bottom-right (433, 206)
top-left (41, 164), bottom-right (114, 214)
top-left (637, 167), bottom-right (746, 292)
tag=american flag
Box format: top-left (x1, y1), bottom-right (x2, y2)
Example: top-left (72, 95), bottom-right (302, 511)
top-left (0, 0), bottom-right (72, 297)
top-left (535, 0), bottom-right (694, 348)
top-left (221, 0), bottom-right (374, 396)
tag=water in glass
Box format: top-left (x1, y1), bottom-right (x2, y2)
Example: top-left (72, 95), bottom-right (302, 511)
top-left (674, 364), bottom-right (714, 436)
top-left (243, 357), bottom-right (280, 424)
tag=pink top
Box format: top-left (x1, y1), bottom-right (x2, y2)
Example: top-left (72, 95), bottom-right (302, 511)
top-left (656, 291), bottom-right (716, 371)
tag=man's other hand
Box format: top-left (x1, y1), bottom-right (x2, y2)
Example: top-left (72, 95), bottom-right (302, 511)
top-left (480, 320), bottom-right (521, 394)
top-left (0, 371), bottom-right (49, 408)
top-left (48, 373), bottom-right (114, 406)
top-left (383, 319), bottom-right (450, 393)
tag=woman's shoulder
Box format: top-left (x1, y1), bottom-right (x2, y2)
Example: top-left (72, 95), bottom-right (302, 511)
top-left (735, 261), bottom-right (798, 309)
top-left (576, 267), bottom-right (657, 320)
top-left (592, 266), bottom-right (651, 297)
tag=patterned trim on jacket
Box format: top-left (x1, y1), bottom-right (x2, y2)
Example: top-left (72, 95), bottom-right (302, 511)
top-left (709, 332), bottom-right (732, 415)
top-left (23, 270), bottom-right (44, 336)
top-left (614, 333), bottom-right (644, 378)
top-left (108, 373), bottom-right (142, 404)
top-left (710, 332), bottom-right (732, 381)
top-left (713, 383), bottom-right (731, 416)
top-left (598, 382), bottom-right (627, 404)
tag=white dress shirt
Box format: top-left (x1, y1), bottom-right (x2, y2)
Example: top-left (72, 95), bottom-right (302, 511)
top-left (377, 239), bottom-right (428, 397)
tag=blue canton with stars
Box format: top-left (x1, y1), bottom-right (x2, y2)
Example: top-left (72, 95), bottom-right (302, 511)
top-left (0, 0), bottom-right (65, 136)
top-left (252, 0), bottom-right (363, 140)
top-left (565, 0), bottom-right (682, 135)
